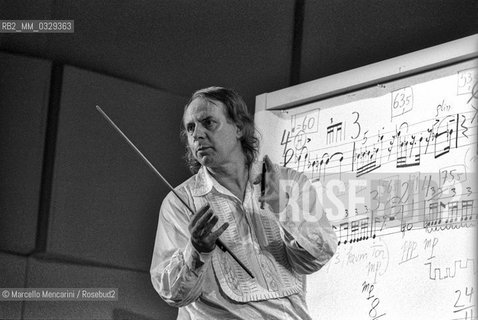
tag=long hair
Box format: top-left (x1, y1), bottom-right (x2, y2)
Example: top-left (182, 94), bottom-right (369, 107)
top-left (180, 87), bottom-right (260, 174)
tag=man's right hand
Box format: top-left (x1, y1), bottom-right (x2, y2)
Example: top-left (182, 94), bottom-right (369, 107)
top-left (188, 204), bottom-right (229, 253)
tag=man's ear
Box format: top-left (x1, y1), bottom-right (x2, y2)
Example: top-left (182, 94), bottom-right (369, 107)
top-left (236, 125), bottom-right (243, 139)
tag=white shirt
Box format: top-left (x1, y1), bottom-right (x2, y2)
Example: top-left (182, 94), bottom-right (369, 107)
top-left (150, 163), bottom-right (337, 320)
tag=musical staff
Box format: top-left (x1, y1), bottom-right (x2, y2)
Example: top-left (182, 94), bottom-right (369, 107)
top-left (280, 110), bottom-right (476, 184)
top-left (332, 196), bottom-right (477, 245)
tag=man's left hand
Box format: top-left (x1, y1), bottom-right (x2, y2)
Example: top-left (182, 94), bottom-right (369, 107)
top-left (253, 155), bottom-right (289, 213)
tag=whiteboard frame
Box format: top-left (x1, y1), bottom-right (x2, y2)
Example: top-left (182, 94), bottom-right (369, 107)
top-left (257, 34), bottom-right (478, 111)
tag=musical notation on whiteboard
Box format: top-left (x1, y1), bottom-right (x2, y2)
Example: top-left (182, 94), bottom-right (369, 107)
top-left (279, 111), bottom-right (476, 182)
top-left (273, 67), bottom-right (478, 247)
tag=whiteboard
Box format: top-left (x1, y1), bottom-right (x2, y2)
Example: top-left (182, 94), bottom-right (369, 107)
top-left (255, 35), bottom-right (477, 320)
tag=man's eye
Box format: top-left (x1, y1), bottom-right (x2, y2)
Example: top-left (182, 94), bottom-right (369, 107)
top-left (186, 124), bottom-right (195, 132)
top-left (204, 119), bottom-right (214, 128)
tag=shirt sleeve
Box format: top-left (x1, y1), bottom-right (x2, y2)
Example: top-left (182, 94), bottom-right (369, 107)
top-left (150, 190), bottom-right (212, 307)
top-left (275, 167), bottom-right (338, 274)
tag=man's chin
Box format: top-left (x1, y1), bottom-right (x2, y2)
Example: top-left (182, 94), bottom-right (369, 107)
top-left (196, 155), bottom-right (213, 167)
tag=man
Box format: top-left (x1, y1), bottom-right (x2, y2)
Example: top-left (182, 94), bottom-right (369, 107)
top-left (150, 87), bottom-right (337, 319)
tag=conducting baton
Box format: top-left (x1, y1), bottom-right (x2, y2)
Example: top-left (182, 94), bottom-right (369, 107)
top-left (96, 105), bottom-right (254, 278)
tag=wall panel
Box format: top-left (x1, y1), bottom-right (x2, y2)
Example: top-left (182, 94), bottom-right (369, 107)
top-left (0, 52), bottom-right (51, 254)
top-left (46, 66), bottom-right (188, 271)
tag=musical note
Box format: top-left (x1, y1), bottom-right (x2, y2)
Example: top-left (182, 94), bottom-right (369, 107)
top-left (317, 153), bottom-right (329, 183)
top-left (360, 218), bottom-right (370, 241)
top-left (434, 115), bottom-right (457, 158)
top-left (338, 222), bottom-right (349, 245)
top-left (424, 119), bottom-right (438, 155)
top-left (446, 201), bottom-right (459, 224)
top-left (425, 202), bottom-right (442, 227)
top-left (396, 134), bottom-right (422, 167)
top-left (462, 200), bottom-right (474, 221)
top-left (326, 119), bottom-right (344, 144)
top-left (371, 211), bottom-right (377, 239)
top-left (399, 202), bottom-right (414, 234)
top-left (350, 220), bottom-right (360, 243)
top-left (354, 141), bottom-right (383, 177)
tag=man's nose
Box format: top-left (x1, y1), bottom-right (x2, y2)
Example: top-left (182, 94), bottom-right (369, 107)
top-left (192, 124), bottom-right (205, 140)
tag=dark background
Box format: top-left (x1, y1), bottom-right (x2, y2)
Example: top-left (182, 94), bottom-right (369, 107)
top-left (1, 1), bottom-right (477, 319)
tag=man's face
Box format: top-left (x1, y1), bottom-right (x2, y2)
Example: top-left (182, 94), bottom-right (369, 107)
top-left (183, 98), bottom-right (243, 169)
